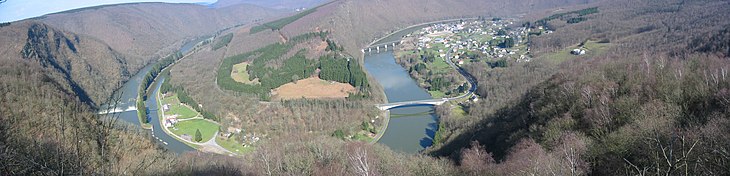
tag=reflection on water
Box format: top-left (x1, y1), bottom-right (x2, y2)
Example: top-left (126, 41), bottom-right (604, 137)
top-left (364, 51), bottom-right (438, 153)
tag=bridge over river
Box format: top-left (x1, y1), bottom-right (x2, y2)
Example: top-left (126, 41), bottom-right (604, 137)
top-left (373, 43), bottom-right (477, 110)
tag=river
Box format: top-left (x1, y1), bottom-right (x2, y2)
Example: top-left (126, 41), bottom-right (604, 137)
top-left (103, 64), bottom-right (152, 126)
top-left (148, 77), bottom-right (195, 153)
top-left (364, 51), bottom-right (438, 153)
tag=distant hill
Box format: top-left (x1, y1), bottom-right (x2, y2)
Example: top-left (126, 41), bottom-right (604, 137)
top-left (40, 3), bottom-right (285, 65)
top-left (212, 0), bottom-right (329, 9)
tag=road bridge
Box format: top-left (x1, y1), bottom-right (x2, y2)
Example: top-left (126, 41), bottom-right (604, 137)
top-left (362, 41), bottom-right (401, 54)
top-left (376, 99), bottom-right (448, 110)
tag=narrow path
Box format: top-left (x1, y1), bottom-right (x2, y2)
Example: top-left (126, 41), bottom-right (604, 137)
top-left (369, 110), bottom-right (389, 144)
top-left (198, 131), bottom-right (234, 155)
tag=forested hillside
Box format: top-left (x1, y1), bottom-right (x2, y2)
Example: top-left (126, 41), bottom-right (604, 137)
top-left (0, 22), bottom-right (130, 105)
top-left (3, 0), bottom-right (730, 175)
top-left (427, 0), bottom-right (730, 175)
top-left (40, 3), bottom-right (285, 71)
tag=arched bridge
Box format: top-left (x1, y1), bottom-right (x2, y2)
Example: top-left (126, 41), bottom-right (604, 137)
top-left (376, 99), bottom-right (448, 110)
top-left (362, 41), bottom-right (401, 54)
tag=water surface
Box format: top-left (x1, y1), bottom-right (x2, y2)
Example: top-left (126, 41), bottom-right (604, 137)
top-left (364, 51), bottom-right (438, 153)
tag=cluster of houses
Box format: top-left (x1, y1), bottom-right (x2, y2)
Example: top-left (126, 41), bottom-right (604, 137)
top-left (219, 127), bottom-right (261, 146)
top-left (412, 19), bottom-right (532, 64)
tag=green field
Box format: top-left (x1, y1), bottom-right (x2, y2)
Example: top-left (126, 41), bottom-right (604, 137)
top-left (169, 119), bottom-right (219, 142)
top-left (429, 90), bottom-right (446, 98)
top-left (541, 40), bottom-right (612, 64)
top-left (351, 133), bottom-right (374, 142)
top-left (231, 62), bottom-right (259, 84)
top-left (216, 135), bottom-right (254, 155)
top-left (162, 94), bottom-right (198, 119)
top-left (430, 57), bottom-right (452, 74)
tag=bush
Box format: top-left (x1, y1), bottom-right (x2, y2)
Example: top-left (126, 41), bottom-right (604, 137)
top-left (332, 130), bottom-right (345, 140)
top-left (195, 129), bottom-right (202, 142)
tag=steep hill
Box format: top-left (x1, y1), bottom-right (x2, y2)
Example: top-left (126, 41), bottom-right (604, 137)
top-left (0, 2), bottom-right (286, 105)
top-left (40, 3), bottom-right (285, 66)
top-left (213, 0), bottom-right (329, 9)
top-left (427, 0), bottom-right (730, 175)
top-left (0, 2), bottom-right (287, 175)
top-left (0, 22), bottom-right (130, 105)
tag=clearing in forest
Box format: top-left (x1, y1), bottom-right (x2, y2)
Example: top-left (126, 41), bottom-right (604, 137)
top-left (231, 62), bottom-right (259, 84)
top-left (271, 77), bottom-right (356, 100)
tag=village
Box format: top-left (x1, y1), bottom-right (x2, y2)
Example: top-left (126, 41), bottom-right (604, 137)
top-left (407, 18), bottom-right (538, 66)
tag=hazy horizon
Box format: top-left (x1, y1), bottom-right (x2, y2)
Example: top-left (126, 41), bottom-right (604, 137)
top-left (0, 0), bottom-right (217, 23)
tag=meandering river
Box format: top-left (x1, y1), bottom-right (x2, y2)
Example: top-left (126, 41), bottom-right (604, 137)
top-left (364, 51), bottom-right (438, 153)
top-left (102, 39), bottom-right (206, 153)
top-left (105, 19), bottom-right (468, 154)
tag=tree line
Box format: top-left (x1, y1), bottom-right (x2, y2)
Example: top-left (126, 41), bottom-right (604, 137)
top-left (319, 55), bottom-right (369, 91)
top-left (136, 51), bottom-right (183, 123)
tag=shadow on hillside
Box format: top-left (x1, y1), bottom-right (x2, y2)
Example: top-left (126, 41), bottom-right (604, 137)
top-left (428, 78), bottom-right (560, 162)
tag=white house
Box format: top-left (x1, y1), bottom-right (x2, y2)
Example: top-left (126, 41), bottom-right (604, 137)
top-left (164, 117), bottom-right (178, 128)
top-left (571, 49), bottom-right (586, 55)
